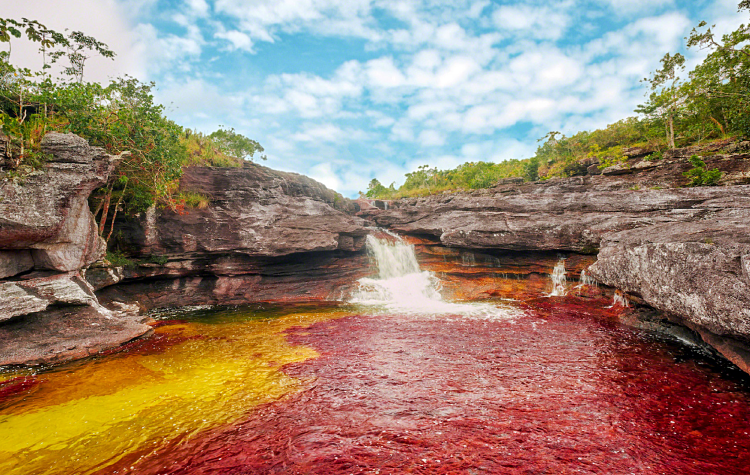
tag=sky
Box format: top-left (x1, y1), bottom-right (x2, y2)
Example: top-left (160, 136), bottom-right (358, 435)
top-left (3, 0), bottom-right (747, 196)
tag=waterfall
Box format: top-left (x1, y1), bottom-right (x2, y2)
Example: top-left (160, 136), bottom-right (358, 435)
top-left (575, 270), bottom-right (599, 292)
top-left (547, 259), bottom-right (567, 297)
top-left (350, 234), bottom-right (514, 319)
top-left (609, 290), bottom-right (630, 308)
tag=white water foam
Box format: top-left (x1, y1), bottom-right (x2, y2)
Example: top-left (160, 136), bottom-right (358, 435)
top-left (349, 234), bottom-right (516, 320)
top-left (607, 290), bottom-right (630, 308)
top-left (547, 259), bottom-right (567, 297)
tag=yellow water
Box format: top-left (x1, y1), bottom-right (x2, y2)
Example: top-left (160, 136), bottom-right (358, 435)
top-left (0, 305), bottom-right (346, 475)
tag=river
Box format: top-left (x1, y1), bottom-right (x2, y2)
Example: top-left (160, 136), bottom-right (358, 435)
top-left (1, 236), bottom-right (749, 474)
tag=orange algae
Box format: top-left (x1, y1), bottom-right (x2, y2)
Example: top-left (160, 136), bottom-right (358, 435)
top-left (0, 307), bottom-right (346, 475)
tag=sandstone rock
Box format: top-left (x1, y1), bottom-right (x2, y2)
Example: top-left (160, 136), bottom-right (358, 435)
top-left (587, 164), bottom-right (602, 176)
top-left (632, 160), bottom-right (659, 170)
top-left (0, 132), bottom-right (120, 270)
top-left (97, 252), bottom-right (370, 309)
top-left (114, 166), bottom-right (367, 259)
top-left (601, 164), bottom-right (633, 175)
top-left (588, 215), bottom-right (750, 369)
top-left (360, 185), bottom-right (750, 253)
top-left (0, 250), bottom-right (34, 279)
top-left (496, 177), bottom-right (524, 185)
top-left (0, 304), bottom-right (152, 366)
top-left (622, 146), bottom-right (653, 158)
top-left (0, 272), bottom-right (97, 322)
top-left (98, 165), bottom-right (371, 309)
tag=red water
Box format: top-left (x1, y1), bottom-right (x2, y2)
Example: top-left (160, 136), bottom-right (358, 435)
top-left (111, 299), bottom-right (750, 474)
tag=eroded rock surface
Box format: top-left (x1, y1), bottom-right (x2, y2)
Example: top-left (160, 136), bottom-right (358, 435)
top-left (102, 165), bottom-right (370, 309)
top-left (0, 133), bottom-right (119, 272)
top-left (360, 178), bottom-right (750, 374)
top-left (116, 166), bottom-right (366, 258)
top-left (0, 133), bottom-right (149, 366)
top-left (361, 183), bottom-right (750, 253)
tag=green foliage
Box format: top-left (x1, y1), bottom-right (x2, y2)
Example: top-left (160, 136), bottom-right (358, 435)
top-left (146, 255), bottom-right (169, 265)
top-left (208, 127), bottom-right (265, 162)
top-left (106, 251), bottom-right (135, 268)
top-left (365, 178), bottom-right (395, 198)
top-left (181, 129), bottom-right (263, 167)
top-left (365, 3), bottom-right (749, 198)
top-left (683, 155), bottom-right (723, 186)
top-left (0, 17), bottom-right (264, 243)
top-left (176, 191), bottom-right (211, 209)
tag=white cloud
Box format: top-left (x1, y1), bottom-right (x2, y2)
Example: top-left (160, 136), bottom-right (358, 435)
top-left (492, 4), bottom-right (572, 40)
top-left (2, 0), bottom-right (146, 82)
top-left (215, 30), bottom-right (254, 51)
top-left (418, 130), bottom-right (446, 147)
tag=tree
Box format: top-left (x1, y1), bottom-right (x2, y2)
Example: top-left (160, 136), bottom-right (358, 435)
top-left (636, 53), bottom-right (686, 149)
top-left (208, 127), bottom-right (265, 162)
top-left (684, 4), bottom-right (750, 137)
top-left (48, 30), bottom-right (115, 83)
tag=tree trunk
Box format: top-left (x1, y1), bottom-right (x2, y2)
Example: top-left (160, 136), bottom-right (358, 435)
top-left (106, 181), bottom-right (127, 242)
top-left (667, 113), bottom-right (675, 149)
top-left (98, 188), bottom-right (112, 236)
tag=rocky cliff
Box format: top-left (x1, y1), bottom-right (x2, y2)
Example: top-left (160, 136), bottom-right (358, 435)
top-left (94, 164), bottom-right (370, 309)
top-left (0, 133), bottom-right (152, 366)
top-left (358, 145), bottom-right (750, 373)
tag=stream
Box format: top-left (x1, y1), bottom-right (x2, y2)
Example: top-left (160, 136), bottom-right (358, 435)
top-left (1, 236), bottom-right (750, 474)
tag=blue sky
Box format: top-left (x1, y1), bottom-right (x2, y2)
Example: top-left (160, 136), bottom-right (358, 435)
top-left (6, 0), bottom-right (747, 196)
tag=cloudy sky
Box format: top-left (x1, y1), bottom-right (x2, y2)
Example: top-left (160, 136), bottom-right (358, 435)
top-left (4, 0), bottom-right (746, 196)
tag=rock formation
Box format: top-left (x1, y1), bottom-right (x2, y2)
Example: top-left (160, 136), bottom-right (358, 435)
top-left (358, 144), bottom-right (750, 374)
top-left (95, 164), bottom-right (370, 309)
top-left (0, 133), bottom-right (152, 366)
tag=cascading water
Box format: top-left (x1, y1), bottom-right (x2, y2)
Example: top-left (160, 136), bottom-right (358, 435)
top-left (547, 258), bottom-right (567, 297)
top-left (350, 234), bottom-right (513, 318)
top-left (609, 290), bottom-right (630, 308)
top-left (577, 269), bottom-right (598, 288)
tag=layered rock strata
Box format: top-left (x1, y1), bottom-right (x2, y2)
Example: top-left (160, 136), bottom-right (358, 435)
top-left (0, 133), bottom-right (151, 366)
top-left (98, 165), bottom-right (370, 309)
top-left (359, 171), bottom-right (750, 373)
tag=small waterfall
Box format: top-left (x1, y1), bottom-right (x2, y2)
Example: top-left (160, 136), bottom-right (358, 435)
top-left (350, 234), bottom-right (514, 318)
top-left (547, 259), bottom-right (567, 297)
top-left (609, 290), bottom-right (630, 308)
top-left (575, 270), bottom-right (599, 292)
top-left (461, 253), bottom-right (476, 266)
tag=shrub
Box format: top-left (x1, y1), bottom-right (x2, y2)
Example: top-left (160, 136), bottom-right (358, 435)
top-left (683, 155), bottom-right (723, 186)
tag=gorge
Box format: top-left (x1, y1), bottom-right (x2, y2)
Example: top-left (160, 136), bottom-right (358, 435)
top-left (1, 133), bottom-right (750, 473)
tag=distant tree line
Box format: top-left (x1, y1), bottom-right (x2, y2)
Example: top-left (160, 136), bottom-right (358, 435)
top-left (366, 1), bottom-right (749, 199)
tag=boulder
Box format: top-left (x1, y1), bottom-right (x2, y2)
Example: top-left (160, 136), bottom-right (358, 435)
top-left (0, 132), bottom-right (121, 271)
top-left (114, 165), bottom-right (367, 258)
top-left (0, 250), bottom-right (34, 279)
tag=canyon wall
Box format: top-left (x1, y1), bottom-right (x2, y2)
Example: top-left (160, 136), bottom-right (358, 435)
top-left (0, 133), bottom-right (152, 365)
top-left (93, 164), bottom-right (370, 309)
top-left (2, 133), bottom-right (749, 374)
top-left (358, 144), bottom-right (750, 373)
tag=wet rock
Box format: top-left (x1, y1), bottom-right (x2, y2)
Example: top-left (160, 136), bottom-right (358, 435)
top-left (0, 304), bottom-right (152, 366)
top-left (588, 215), bottom-right (750, 340)
top-left (362, 182), bottom-right (750, 373)
top-left (102, 165), bottom-right (370, 308)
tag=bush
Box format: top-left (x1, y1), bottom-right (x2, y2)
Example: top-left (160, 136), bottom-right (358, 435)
top-left (683, 155), bottom-right (723, 186)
